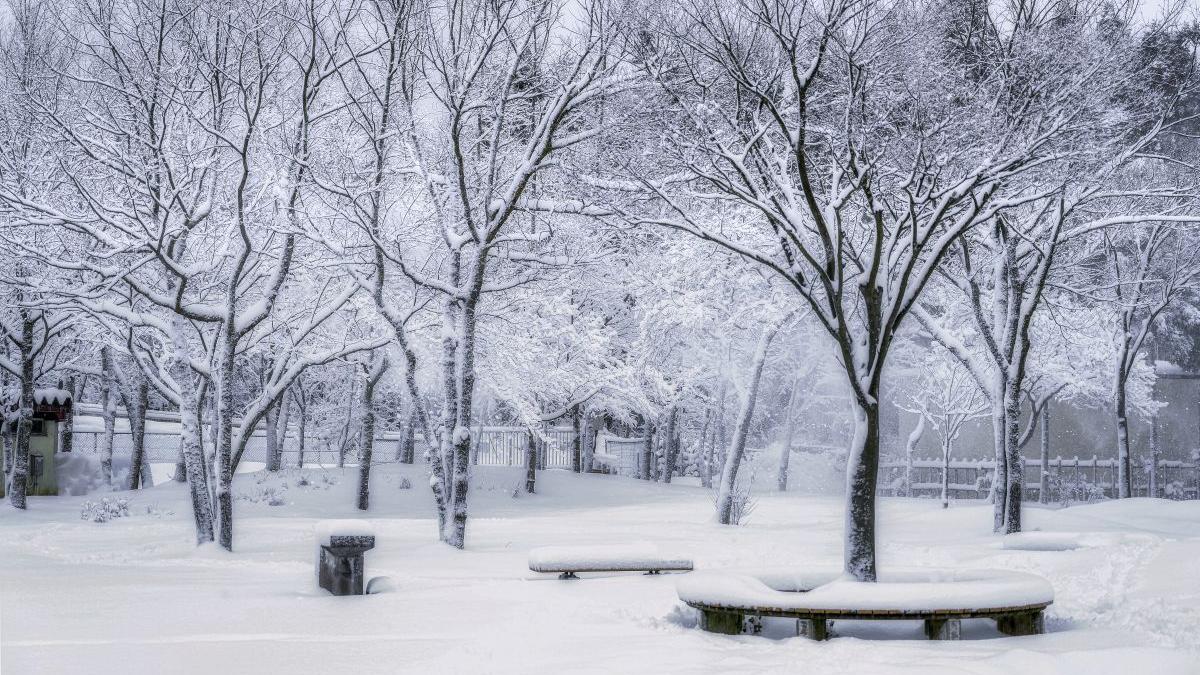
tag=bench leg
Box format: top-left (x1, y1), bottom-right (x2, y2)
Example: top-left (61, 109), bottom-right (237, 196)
top-left (797, 618), bottom-right (829, 641)
top-left (644, 570), bottom-right (661, 575)
top-left (924, 618), bottom-right (961, 640)
top-left (700, 609), bottom-right (744, 635)
top-left (558, 572), bottom-right (579, 580)
top-left (996, 610), bottom-right (1043, 636)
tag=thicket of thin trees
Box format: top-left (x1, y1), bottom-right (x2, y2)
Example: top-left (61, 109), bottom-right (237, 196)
top-left (1, 0), bottom-right (1198, 581)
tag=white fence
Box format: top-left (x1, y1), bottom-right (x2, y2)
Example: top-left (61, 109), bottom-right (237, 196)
top-left (71, 425), bottom-right (579, 470)
top-left (880, 456), bottom-right (1200, 500)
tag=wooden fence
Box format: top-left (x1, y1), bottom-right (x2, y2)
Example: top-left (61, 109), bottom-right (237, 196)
top-left (880, 455), bottom-right (1200, 501)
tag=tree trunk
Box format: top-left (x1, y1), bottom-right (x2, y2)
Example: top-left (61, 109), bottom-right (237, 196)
top-left (581, 413), bottom-right (595, 473)
top-left (1038, 402), bottom-right (1051, 504)
top-left (9, 313), bottom-right (34, 509)
top-left (265, 401), bottom-right (281, 472)
top-left (524, 429), bottom-right (537, 494)
top-left (571, 405), bottom-right (582, 473)
top-left (174, 437), bottom-right (188, 483)
top-left (60, 376), bottom-right (75, 454)
top-left (990, 388), bottom-right (1008, 532)
top-left (1002, 381), bottom-right (1023, 533)
top-left (100, 347), bottom-right (116, 486)
top-left (843, 400), bottom-right (881, 581)
top-left (713, 385), bottom-right (728, 487)
top-left (170, 315), bottom-right (215, 544)
top-left (1149, 411), bottom-right (1160, 498)
top-left (296, 396), bottom-right (308, 468)
top-left (697, 408), bottom-right (713, 489)
top-left (127, 379), bottom-right (150, 490)
top-left (661, 405), bottom-right (679, 484)
top-left (941, 436), bottom-right (952, 509)
top-left (904, 413), bottom-right (926, 498)
top-left (357, 359), bottom-right (385, 511)
top-left (337, 381), bottom-right (355, 470)
top-left (639, 420), bottom-right (655, 480)
top-left (400, 409), bottom-right (416, 464)
top-left (716, 327), bottom-right (773, 524)
top-left (1114, 375), bottom-right (1132, 499)
top-left (216, 330), bottom-right (237, 551)
top-left (276, 391), bottom-right (291, 463)
top-left (2, 431), bottom-right (13, 498)
top-left (777, 379), bottom-right (801, 492)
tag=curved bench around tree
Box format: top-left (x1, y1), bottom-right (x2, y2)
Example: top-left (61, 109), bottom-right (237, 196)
top-left (677, 567), bottom-right (1053, 640)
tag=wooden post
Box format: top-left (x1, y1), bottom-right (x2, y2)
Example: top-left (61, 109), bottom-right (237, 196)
top-left (798, 617), bottom-right (829, 641)
top-left (996, 610), bottom-right (1044, 636)
top-left (699, 609), bottom-right (744, 635)
top-left (924, 618), bottom-right (961, 640)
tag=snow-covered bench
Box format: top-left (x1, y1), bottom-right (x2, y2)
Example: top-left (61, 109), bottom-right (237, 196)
top-left (529, 544), bottom-right (693, 579)
top-left (677, 567), bottom-right (1053, 640)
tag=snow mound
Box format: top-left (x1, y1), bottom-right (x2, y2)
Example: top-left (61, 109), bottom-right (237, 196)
top-left (677, 567), bottom-right (1054, 614)
top-left (366, 576), bottom-right (397, 594)
top-left (313, 519), bottom-right (375, 547)
top-left (997, 531), bottom-right (1150, 551)
top-left (54, 453), bottom-right (107, 496)
top-left (529, 542), bottom-right (693, 573)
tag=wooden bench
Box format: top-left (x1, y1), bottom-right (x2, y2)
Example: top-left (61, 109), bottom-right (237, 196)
top-left (529, 544), bottom-right (693, 579)
top-left (677, 568), bottom-right (1053, 640)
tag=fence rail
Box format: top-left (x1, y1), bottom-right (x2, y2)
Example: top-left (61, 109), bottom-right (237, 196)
top-left (880, 456), bottom-right (1200, 501)
top-left (66, 428), bottom-right (1200, 501)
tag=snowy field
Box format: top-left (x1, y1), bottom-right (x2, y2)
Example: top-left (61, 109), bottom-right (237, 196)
top-left (1, 466), bottom-right (1198, 675)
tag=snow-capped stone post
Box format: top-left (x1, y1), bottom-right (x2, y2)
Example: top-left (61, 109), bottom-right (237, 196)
top-left (316, 521), bottom-right (376, 596)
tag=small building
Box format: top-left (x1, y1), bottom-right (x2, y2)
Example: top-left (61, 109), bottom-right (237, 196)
top-left (1, 388), bottom-right (73, 497)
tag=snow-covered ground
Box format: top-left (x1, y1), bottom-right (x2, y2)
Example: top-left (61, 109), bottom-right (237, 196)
top-left (1, 465), bottom-right (1197, 674)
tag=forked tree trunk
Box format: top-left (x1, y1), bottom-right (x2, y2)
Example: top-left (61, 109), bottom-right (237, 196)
top-left (170, 314), bottom-right (215, 544)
